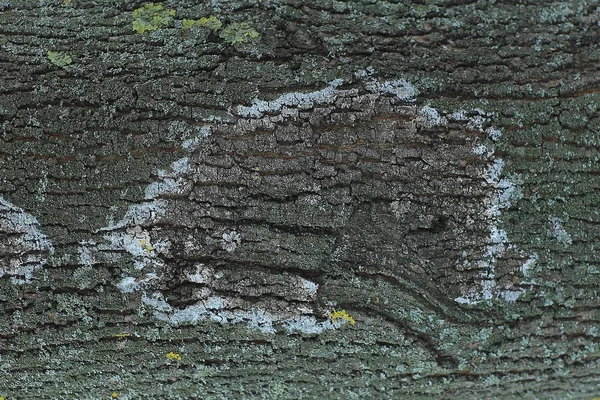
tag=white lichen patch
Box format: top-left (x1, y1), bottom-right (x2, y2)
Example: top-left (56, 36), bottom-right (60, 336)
top-left (144, 290), bottom-right (335, 334)
top-left (139, 259), bottom-right (327, 333)
top-left (353, 66), bottom-right (375, 79)
top-left (105, 200), bottom-right (168, 230)
top-left (452, 112), bottom-right (534, 305)
top-left (88, 156), bottom-right (198, 293)
top-left (116, 273), bottom-right (158, 294)
top-left (364, 78), bottom-right (417, 102)
top-left (235, 77), bottom-right (418, 121)
top-left (521, 254), bottom-right (538, 279)
top-left (0, 196), bottom-right (54, 283)
top-left (221, 230), bottom-right (241, 253)
top-left (78, 240), bottom-right (98, 267)
top-left (283, 315), bottom-right (335, 335)
top-left (300, 277), bottom-right (319, 298)
top-left (236, 79), bottom-right (344, 119)
top-left (103, 227), bottom-right (162, 269)
top-left (182, 127), bottom-right (212, 150)
top-left (100, 157), bottom-right (194, 236)
top-left (186, 263), bottom-right (212, 284)
top-left (115, 276), bottom-right (138, 293)
top-left (548, 216), bottom-right (572, 245)
top-left (168, 122), bottom-right (212, 151)
top-left (473, 144), bottom-right (494, 158)
top-left (145, 158), bottom-right (191, 200)
top-left (486, 127), bottom-right (502, 142)
top-left (416, 105), bottom-right (447, 128)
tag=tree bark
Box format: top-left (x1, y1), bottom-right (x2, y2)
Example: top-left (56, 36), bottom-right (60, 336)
top-left (1, 0), bottom-right (599, 398)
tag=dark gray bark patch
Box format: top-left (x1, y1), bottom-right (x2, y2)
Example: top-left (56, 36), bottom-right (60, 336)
top-left (79, 78), bottom-right (533, 337)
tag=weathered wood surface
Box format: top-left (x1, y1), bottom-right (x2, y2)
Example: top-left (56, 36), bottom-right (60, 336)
top-left (1, 0), bottom-right (599, 398)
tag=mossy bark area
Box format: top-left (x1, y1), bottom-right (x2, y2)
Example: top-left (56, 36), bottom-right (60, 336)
top-left (1, 0), bottom-right (599, 398)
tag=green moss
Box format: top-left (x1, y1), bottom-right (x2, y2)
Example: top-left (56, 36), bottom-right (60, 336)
top-left (47, 51), bottom-right (72, 67)
top-left (219, 22), bottom-right (260, 44)
top-left (132, 3), bottom-right (176, 34)
top-left (182, 15), bottom-right (222, 31)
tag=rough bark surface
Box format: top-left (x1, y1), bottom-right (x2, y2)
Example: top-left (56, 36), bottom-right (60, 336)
top-left (1, 0), bottom-right (599, 399)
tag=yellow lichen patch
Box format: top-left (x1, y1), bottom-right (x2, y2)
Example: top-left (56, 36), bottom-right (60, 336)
top-left (112, 333), bottom-right (130, 339)
top-left (132, 3), bottom-right (176, 34)
top-left (140, 239), bottom-right (153, 252)
top-left (47, 51), bottom-right (72, 67)
top-left (219, 22), bottom-right (260, 44)
top-left (111, 393), bottom-right (119, 399)
top-left (182, 16), bottom-right (222, 31)
top-left (62, 0), bottom-right (72, 6)
top-left (329, 309), bottom-right (356, 325)
top-left (166, 351), bottom-right (182, 361)
top-left (181, 19), bottom-right (198, 30)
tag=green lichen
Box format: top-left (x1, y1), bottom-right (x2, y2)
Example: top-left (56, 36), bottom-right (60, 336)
top-left (182, 16), bottom-right (222, 31)
top-left (219, 22), bottom-right (260, 44)
top-left (132, 3), bottom-right (176, 34)
top-left (47, 51), bottom-right (72, 67)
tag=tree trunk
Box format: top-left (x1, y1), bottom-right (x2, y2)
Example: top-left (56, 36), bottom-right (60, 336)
top-left (1, 0), bottom-right (599, 398)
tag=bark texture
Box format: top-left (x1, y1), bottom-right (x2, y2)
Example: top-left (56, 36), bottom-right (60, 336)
top-left (1, 0), bottom-right (599, 398)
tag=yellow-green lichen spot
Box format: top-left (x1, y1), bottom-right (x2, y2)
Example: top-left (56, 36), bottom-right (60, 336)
top-left (165, 351), bottom-right (182, 361)
top-left (47, 51), bottom-right (72, 67)
top-left (132, 3), bottom-right (176, 34)
top-left (181, 15), bottom-right (222, 31)
top-left (329, 309), bottom-right (356, 325)
top-left (219, 22), bottom-right (260, 44)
